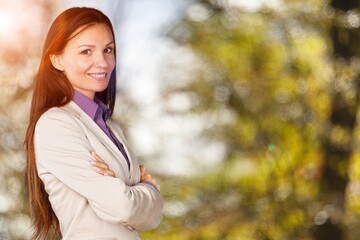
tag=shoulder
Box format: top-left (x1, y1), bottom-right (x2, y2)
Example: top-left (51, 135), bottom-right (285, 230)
top-left (37, 107), bottom-right (74, 126)
top-left (37, 101), bottom-right (83, 124)
top-left (34, 105), bottom-right (89, 146)
top-left (35, 103), bottom-right (83, 134)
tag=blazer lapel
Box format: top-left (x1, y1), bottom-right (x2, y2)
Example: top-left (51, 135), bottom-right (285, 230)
top-left (62, 102), bottom-right (131, 177)
top-left (107, 121), bottom-right (135, 176)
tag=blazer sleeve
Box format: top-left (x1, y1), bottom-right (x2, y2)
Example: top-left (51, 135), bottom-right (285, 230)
top-left (34, 108), bottom-right (163, 231)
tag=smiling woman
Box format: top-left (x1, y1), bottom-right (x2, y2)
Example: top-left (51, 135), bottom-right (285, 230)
top-left (24, 7), bottom-right (163, 240)
top-left (50, 23), bottom-right (116, 99)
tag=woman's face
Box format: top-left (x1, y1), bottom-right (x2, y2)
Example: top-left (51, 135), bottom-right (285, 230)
top-left (51, 23), bottom-right (115, 99)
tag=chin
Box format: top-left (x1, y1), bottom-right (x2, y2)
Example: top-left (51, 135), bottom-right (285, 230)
top-left (96, 86), bottom-right (109, 93)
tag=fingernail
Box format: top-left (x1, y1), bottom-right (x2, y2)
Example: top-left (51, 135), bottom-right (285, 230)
top-left (90, 161), bottom-right (96, 165)
top-left (95, 168), bottom-right (102, 173)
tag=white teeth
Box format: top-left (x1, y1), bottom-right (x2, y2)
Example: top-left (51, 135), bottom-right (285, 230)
top-left (90, 73), bottom-right (106, 78)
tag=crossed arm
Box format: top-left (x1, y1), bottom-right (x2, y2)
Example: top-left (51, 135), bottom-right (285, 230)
top-left (35, 109), bottom-right (163, 230)
top-left (90, 151), bottom-right (160, 191)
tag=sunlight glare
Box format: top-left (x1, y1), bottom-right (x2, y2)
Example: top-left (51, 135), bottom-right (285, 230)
top-left (0, 11), bottom-right (11, 36)
top-left (228, 0), bottom-right (282, 11)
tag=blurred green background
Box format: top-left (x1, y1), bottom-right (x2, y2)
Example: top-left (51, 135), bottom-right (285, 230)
top-left (1, 0), bottom-right (360, 239)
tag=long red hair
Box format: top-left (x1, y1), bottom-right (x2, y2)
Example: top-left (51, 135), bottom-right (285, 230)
top-left (24, 7), bottom-right (116, 239)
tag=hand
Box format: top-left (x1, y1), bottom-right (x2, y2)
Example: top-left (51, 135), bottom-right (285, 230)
top-left (140, 165), bottom-right (160, 191)
top-left (90, 152), bottom-right (115, 177)
top-left (140, 164), bottom-right (160, 191)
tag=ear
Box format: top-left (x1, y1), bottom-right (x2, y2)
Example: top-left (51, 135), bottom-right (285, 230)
top-left (50, 54), bottom-right (65, 71)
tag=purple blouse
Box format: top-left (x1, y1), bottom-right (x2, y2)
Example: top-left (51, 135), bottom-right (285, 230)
top-left (73, 90), bottom-right (130, 170)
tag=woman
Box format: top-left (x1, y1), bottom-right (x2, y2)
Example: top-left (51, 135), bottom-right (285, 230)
top-left (25, 7), bottom-right (163, 240)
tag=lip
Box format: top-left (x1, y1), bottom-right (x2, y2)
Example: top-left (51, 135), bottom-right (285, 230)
top-left (88, 72), bottom-right (107, 81)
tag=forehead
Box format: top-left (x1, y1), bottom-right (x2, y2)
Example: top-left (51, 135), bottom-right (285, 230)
top-left (67, 23), bottom-right (114, 45)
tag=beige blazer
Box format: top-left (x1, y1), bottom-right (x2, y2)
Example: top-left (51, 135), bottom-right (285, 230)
top-left (34, 101), bottom-right (163, 240)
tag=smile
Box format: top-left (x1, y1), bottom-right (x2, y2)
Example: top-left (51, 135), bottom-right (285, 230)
top-left (88, 73), bottom-right (107, 80)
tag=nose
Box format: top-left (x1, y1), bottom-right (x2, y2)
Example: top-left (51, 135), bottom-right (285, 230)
top-left (94, 53), bottom-right (108, 68)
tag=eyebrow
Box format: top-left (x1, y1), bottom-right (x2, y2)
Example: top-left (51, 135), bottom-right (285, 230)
top-left (78, 41), bottom-right (115, 48)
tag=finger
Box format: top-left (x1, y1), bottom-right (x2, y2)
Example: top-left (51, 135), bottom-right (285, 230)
top-left (90, 161), bottom-right (109, 170)
top-left (139, 164), bottom-right (145, 175)
top-left (141, 173), bottom-right (152, 181)
top-left (91, 152), bottom-right (105, 163)
top-left (93, 166), bottom-right (115, 177)
top-left (92, 152), bottom-right (105, 163)
top-left (95, 167), bottom-right (104, 175)
top-left (93, 167), bottom-right (114, 177)
top-left (103, 169), bottom-right (115, 177)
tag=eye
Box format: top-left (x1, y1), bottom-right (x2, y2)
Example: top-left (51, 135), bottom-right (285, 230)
top-left (104, 47), bottom-right (113, 53)
top-left (81, 49), bottom-right (92, 55)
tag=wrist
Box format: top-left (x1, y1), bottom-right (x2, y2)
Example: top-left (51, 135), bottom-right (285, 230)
top-left (143, 181), bottom-right (160, 192)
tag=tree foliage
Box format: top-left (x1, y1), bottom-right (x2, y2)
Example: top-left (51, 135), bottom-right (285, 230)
top-left (141, 0), bottom-right (360, 239)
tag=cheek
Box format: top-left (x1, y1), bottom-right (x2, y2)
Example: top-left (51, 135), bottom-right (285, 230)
top-left (107, 55), bottom-right (116, 69)
top-left (67, 59), bottom-right (92, 74)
